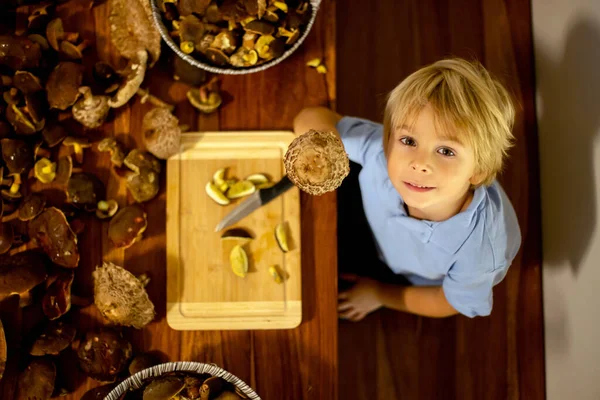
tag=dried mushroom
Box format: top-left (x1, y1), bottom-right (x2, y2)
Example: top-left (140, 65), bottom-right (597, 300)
top-left (42, 270), bottom-right (74, 320)
top-left (30, 320), bottom-right (76, 356)
top-left (109, 0), bottom-right (161, 65)
top-left (126, 169), bottom-right (160, 203)
top-left (108, 50), bottom-right (147, 108)
top-left (1, 138), bottom-right (33, 175)
top-left (108, 205), bottom-right (147, 248)
top-left (46, 62), bottom-right (84, 110)
top-left (124, 149), bottom-right (161, 174)
top-left (77, 329), bottom-right (133, 382)
top-left (15, 358), bottom-right (56, 400)
top-left (93, 261), bottom-right (155, 329)
top-left (0, 35), bottom-right (42, 70)
top-left (67, 173), bottom-right (105, 210)
top-left (63, 136), bottom-right (92, 164)
top-left (72, 86), bottom-right (110, 128)
top-left (34, 157), bottom-right (57, 183)
top-left (0, 250), bottom-right (48, 299)
top-left (28, 207), bottom-right (79, 268)
top-left (283, 129), bottom-right (350, 196)
top-left (142, 107), bottom-right (181, 160)
top-left (95, 199), bottom-right (118, 219)
top-left (13, 70), bottom-right (42, 94)
top-left (18, 192), bottom-right (46, 221)
top-left (98, 138), bottom-right (125, 167)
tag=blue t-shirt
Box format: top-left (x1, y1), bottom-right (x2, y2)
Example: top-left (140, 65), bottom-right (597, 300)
top-left (336, 116), bottom-right (522, 317)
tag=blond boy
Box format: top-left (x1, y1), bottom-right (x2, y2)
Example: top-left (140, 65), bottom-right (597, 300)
top-left (293, 58), bottom-right (521, 320)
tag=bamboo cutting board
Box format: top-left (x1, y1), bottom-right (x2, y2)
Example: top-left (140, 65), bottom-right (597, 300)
top-left (166, 131), bottom-right (301, 330)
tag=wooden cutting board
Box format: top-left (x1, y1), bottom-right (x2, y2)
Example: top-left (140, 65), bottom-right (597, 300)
top-left (166, 131), bottom-right (301, 330)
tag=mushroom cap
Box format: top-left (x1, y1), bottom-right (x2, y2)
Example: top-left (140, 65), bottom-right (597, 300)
top-left (1, 138), bottom-right (33, 175)
top-left (0, 35), bottom-right (42, 70)
top-left (42, 269), bottom-right (74, 320)
top-left (6, 104), bottom-right (38, 135)
top-left (30, 320), bottom-right (76, 356)
top-left (108, 205), bottom-right (147, 248)
top-left (108, 50), bottom-right (147, 109)
top-left (142, 108), bottom-right (181, 160)
top-left (283, 129), bottom-right (350, 196)
top-left (42, 124), bottom-right (68, 147)
top-left (28, 207), bottom-right (80, 268)
top-left (18, 192), bottom-right (46, 221)
top-left (45, 18), bottom-right (64, 51)
top-left (186, 88), bottom-right (222, 113)
top-left (67, 173), bottom-right (105, 210)
top-left (92, 261), bottom-right (155, 329)
top-left (72, 87), bottom-right (110, 129)
top-left (177, 0), bottom-right (212, 16)
top-left (109, 0), bottom-right (161, 66)
top-left (13, 71), bottom-right (43, 94)
top-left (173, 56), bottom-right (207, 86)
top-left (15, 358), bottom-right (56, 399)
top-left (126, 169), bottom-right (160, 203)
top-left (97, 138), bottom-right (125, 167)
top-left (77, 329), bottom-right (132, 382)
top-left (0, 250), bottom-right (48, 299)
top-left (46, 62), bottom-right (84, 110)
top-left (55, 156), bottom-right (73, 185)
top-left (24, 91), bottom-right (48, 124)
top-left (124, 149), bottom-right (161, 174)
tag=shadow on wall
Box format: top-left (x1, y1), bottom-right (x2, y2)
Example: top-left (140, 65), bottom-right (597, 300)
top-left (536, 16), bottom-right (600, 275)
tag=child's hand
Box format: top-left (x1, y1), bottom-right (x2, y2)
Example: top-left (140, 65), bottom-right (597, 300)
top-left (338, 274), bottom-right (382, 322)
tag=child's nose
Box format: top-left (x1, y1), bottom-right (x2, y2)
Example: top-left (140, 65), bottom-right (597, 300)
top-left (410, 155), bottom-right (432, 173)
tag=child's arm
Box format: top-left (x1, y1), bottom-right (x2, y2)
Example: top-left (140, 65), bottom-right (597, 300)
top-left (376, 283), bottom-right (459, 318)
top-left (293, 107), bottom-right (343, 137)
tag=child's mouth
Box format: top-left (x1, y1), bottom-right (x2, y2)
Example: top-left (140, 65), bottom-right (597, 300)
top-left (404, 181), bottom-right (435, 192)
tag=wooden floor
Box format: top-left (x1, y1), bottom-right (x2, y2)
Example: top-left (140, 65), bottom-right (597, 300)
top-left (335, 1), bottom-right (545, 399)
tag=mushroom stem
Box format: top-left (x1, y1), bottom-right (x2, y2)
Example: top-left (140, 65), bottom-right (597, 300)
top-left (136, 88), bottom-right (174, 112)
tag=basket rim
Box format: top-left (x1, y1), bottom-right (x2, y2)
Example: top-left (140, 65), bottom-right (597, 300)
top-left (105, 361), bottom-right (261, 399)
top-left (149, 0), bottom-right (322, 75)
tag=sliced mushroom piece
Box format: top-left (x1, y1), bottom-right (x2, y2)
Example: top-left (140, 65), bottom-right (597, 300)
top-left (6, 104), bottom-right (37, 135)
top-left (34, 157), bottom-right (57, 184)
top-left (108, 50), bottom-right (148, 108)
top-left (126, 169), bottom-right (159, 203)
top-left (0, 250), bottom-right (48, 299)
top-left (109, 0), bottom-right (161, 66)
top-left (97, 138), bottom-right (125, 167)
top-left (108, 205), bottom-right (147, 248)
top-left (93, 261), bottom-right (155, 328)
top-left (42, 124), bottom-right (68, 147)
top-left (72, 87), bottom-right (110, 129)
top-left (59, 40), bottom-right (90, 60)
top-left (1, 138), bottom-right (33, 175)
top-left (14, 71), bottom-right (43, 94)
top-left (18, 193), bottom-right (46, 221)
top-left (77, 329), bottom-right (132, 382)
top-left (67, 173), bottom-right (105, 211)
top-left (15, 358), bottom-right (56, 400)
top-left (63, 137), bottom-right (92, 164)
top-left (30, 319), bottom-right (76, 356)
top-left (142, 107), bottom-right (181, 160)
top-left (46, 62), bottom-right (84, 110)
top-left (42, 269), bottom-right (74, 320)
top-left (0, 35), bottom-right (42, 70)
top-left (95, 199), bottom-right (118, 219)
top-left (28, 207), bottom-right (79, 268)
top-left (124, 149), bottom-right (161, 174)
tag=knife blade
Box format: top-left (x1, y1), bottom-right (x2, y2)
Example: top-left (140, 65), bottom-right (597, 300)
top-left (214, 175), bottom-right (295, 232)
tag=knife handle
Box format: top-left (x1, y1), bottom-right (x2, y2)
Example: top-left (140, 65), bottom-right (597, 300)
top-left (259, 175), bottom-right (294, 205)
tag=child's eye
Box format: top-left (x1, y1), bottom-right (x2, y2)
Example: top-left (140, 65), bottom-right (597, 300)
top-left (400, 137), bottom-right (416, 146)
top-left (437, 147), bottom-right (456, 157)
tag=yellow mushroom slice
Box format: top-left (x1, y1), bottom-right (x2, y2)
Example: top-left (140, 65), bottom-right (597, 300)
top-left (226, 180), bottom-right (255, 199)
top-left (229, 245), bottom-right (248, 278)
top-left (306, 58), bottom-right (321, 67)
top-left (34, 157), bottom-right (57, 183)
top-left (316, 64), bottom-right (328, 74)
top-left (274, 222), bottom-right (290, 252)
top-left (206, 182), bottom-right (230, 205)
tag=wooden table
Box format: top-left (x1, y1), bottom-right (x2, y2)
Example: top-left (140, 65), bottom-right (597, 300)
top-left (0, 0), bottom-right (338, 398)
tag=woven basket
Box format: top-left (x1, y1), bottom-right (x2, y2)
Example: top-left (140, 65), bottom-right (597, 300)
top-left (150, 0), bottom-right (322, 75)
top-left (105, 361), bottom-right (261, 399)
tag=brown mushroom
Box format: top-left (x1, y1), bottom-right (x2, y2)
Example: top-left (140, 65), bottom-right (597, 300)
top-left (42, 269), bottom-right (74, 320)
top-left (30, 320), bottom-right (76, 356)
top-left (128, 352), bottom-right (160, 375)
top-left (109, 0), bottom-right (161, 65)
top-left (205, 47), bottom-right (230, 66)
top-left (108, 205), bottom-right (147, 248)
top-left (59, 40), bottom-right (90, 60)
top-left (46, 18), bottom-right (79, 52)
top-left (46, 62), bottom-right (84, 110)
top-left (0, 224), bottom-right (13, 254)
top-left (108, 50), bottom-right (147, 109)
top-left (77, 329), bottom-right (132, 382)
top-left (42, 124), bottom-right (68, 147)
top-left (5, 104), bottom-right (37, 135)
top-left (1, 138), bottom-right (33, 175)
top-left (24, 91), bottom-right (48, 126)
top-left (97, 138), bottom-right (125, 167)
top-left (177, 0), bottom-right (211, 16)
top-left (15, 358), bottom-right (56, 400)
top-left (67, 173), bottom-right (105, 210)
top-left (187, 86), bottom-right (222, 114)
top-left (28, 207), bottom-right (80, 268)
top-left (229, 47), bottom-right (258, 67)
top-left (55, 156), bottom-right (73, 185)
top-left (72, 87), bottom-right (110, 129)
top-left (142, 107), bottom-right (181, 160)
top-left (179, 15), bottom-right (206, 45)
top-left (124, 149), bottom-right (161, 174)
top-left (245, 20), bottom-right (275, 35)
top-left (13, 71), bottom-right (42, 94)
top-left (284, 129), bottom-right (350, 195)
top-left (18, 193), bottom-right (46, 221)
top-left (0, 35), bottom-right (42, 70)
top-left (144, 376), bottom-right (186, 399)
top-left (95, 199), bottom-right (119, 219)
top-left (93, 261), bottom-right (155, 328)
top-left (126, 168), bottom-right (160, 203)
top-left (63, 137), bottom-right (92, 164)
top-left (0, 250), bottom-right (48, 299)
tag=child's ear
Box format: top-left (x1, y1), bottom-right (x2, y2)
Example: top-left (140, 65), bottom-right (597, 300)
top-left (469, 172), bottom-right (485, 186)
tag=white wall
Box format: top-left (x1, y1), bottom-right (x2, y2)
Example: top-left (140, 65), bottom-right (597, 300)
top-left (532, 0), bottom-right (600, 399)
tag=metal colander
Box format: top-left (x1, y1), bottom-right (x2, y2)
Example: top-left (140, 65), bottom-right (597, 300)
top-left (150, 0), bottom-right (323, 75)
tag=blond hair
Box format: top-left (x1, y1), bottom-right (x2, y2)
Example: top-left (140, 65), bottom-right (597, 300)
top-left (383, 58), bottom-right (515, 186)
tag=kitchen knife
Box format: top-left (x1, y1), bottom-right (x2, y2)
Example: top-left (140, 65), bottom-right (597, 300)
top-left (214, 175), bottom-right (295, 232)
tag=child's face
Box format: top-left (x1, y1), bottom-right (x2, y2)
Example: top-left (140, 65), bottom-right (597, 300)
top-left (387, 105), bottom-right (478, 220)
